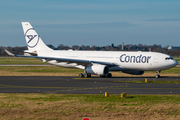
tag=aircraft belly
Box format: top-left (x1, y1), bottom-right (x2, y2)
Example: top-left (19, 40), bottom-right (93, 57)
top-left (109, 66), bottom-right (125, 71)
top-left (121, 63), bottom-right (151, 71)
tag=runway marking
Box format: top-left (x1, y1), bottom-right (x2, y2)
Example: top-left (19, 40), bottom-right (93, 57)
top-left (56, 85), bottom-right (130, 93)
top-left (73, 78), bottom-right (92, 79)
top-left (110, 88), bottom-right (180, 90)
top-left (0, 84), bottom-right (78, 89)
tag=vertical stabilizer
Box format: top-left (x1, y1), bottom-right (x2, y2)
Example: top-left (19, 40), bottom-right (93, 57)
top-left (21, 22), bottom-right (52, 51)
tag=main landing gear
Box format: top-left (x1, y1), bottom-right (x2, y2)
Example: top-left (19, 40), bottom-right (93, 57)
top-left (78, 73), bottom-right (112, 78)
top-left (79, 73), bottom-right (91, 78)
top-left (100, 73), bottom-right (112, 78)
top-left (155, 70), bottom-right (161, 78)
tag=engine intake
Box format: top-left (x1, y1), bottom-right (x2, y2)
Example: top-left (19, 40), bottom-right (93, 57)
top-left (85, 65), bottom-right (109, 75)
top-left (122, 70), bottom-right (144, 75)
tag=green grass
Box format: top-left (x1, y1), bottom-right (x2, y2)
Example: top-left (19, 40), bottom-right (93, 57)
top-left (23, 94), bottom-right (180, 109)
top-left (0, 57), bottom-right (47, 64)
top-left (174, 58), bottom-right (180, 65)
top-left (1, 93), bottom-right (180, 107)
top-left (174, 58), bottom-right (180, 61)
top-left (0, 93), bottom-right (180, 119)
top-left (16, 66), bottom-right (83, 73)
top-left (79, 94), bottom-right (180, 105)
top-left (0, 66), bottom-right (83, 73)
top-left (25, 94), bottom-right (73, 101)
top-left (161, 67), bottom-right (180, 74)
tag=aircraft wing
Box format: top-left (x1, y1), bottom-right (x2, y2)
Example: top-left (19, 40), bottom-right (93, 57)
top-left (4, 50), bottom-right (116, 66)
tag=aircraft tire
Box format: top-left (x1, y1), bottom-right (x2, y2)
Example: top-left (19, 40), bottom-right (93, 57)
top-left (107, 73), bottom-right (112, 78)
top-left (100, 75), bottom-right (104, 77)
top-left (84, 73), bottom-right (88, 78)
top-left (155, 75), bottom-right (160, 78)
top-left (87, 73), bottom-right (91, 78)
top-left (79, 73), bottom-right (84, 78)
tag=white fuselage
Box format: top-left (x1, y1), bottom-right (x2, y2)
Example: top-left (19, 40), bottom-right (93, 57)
top-left (36, 50), bottom-right (178, 71)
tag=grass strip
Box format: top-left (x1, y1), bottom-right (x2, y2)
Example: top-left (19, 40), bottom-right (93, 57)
top-left (0, 93), bottom-right (179, 120)
top-left (0, 57), bottom-right (48, 65)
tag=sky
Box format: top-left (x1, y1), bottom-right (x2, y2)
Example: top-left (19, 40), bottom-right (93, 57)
top-left (0, 0), bottom-right (180, 47)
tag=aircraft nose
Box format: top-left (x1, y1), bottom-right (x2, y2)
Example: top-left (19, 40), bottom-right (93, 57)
top-left (173, 60), bottom-right (178, 66)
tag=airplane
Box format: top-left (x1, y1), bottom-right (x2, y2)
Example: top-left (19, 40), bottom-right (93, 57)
top-left (5, 22), bottom-right (178, 78)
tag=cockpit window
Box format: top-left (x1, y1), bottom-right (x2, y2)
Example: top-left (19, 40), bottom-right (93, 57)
top-left (165, 57), bottom-right (174, 60)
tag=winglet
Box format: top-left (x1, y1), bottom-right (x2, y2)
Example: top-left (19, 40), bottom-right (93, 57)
top-left (4, 50), bottom-right (15, 56)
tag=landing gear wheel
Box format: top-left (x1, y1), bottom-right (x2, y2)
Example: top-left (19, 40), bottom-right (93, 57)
top-left (100, 75), bottom-right (105, 77)
top-left (100, 73), bottom-right (112, 78)
top-left (155, 75), bottom-right (160, 78)
top-left (79, 73), bottom-right (91, 78)
top-left (107, 73), bottom-right (112, 78)
top-left (87, 73), bottom-right (91, 78)
top-left (84, 73), bottom-right (88, 78)
top-left (79, 73), bottom-right (84, 78)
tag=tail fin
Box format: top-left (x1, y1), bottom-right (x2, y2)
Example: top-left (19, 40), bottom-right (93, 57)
top-left (21, 22), bottom-right (52, 51)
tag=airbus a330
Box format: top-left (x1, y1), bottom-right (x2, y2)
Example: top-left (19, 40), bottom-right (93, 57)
top-left (5, 22), bottom-right (178, 78)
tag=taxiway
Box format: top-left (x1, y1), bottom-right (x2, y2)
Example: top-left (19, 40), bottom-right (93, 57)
top-left (0, 76), bottom-right (180, 94)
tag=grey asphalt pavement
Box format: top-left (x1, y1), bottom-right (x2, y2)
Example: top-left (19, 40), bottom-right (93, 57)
top-left (0, 76), bottom-right (180, 94)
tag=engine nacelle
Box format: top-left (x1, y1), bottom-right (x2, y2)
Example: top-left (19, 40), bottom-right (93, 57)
top-left (122, 70), bottom-right (144, 75)
top-left (85, 65), bottom-right (109, 75)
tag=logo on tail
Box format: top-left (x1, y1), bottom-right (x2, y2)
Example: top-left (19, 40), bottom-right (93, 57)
top-left (25, 28), bottom-right (39, 48)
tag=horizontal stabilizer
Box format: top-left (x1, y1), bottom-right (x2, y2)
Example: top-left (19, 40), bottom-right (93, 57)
top-left (4, 50), bottom-right (15, 56)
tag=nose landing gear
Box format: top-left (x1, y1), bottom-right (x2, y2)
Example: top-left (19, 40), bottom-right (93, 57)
top-left (155, 70), bottom-right (161, 78)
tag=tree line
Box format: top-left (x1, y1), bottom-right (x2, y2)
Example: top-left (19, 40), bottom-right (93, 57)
top-left (1, 44), bottom-right (180, 57)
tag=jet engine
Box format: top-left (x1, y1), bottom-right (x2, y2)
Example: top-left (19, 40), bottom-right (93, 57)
top-left (122, 70), bottom-right (144, 75)
top-left (85, 65), bottom-right (109, 75)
